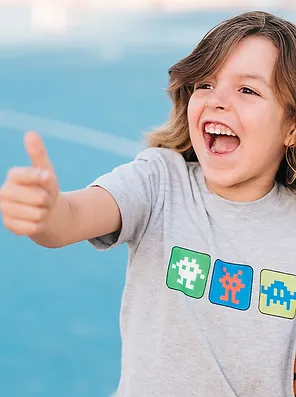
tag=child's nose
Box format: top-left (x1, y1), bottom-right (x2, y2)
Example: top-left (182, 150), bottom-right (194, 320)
top-left (205, 91), bottom-right (232, 111)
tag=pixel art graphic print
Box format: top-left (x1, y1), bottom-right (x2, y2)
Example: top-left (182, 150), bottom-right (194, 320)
top-left (209, 259), bottom-right (253, 310)
top-left (259, 269), bottom-right (296, 319)
top-left (166, 247), bottom-right (211, 299)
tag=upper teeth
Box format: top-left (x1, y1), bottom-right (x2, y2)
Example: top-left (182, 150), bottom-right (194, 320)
top-left (205, 123), bottom-right (237, 137)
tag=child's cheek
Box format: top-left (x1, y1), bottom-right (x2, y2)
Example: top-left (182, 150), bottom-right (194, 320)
top-left (187, 96), bottom-right (201, 126)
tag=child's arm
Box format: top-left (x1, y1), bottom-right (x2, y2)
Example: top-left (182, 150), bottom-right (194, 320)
top-left (0, 132), bottom-right (121, 248)
top-left (30, 187), bottom-right (121, 248)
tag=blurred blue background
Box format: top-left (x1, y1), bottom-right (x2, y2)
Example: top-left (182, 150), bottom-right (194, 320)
top-left (0, 1), bottom-right (295, 396)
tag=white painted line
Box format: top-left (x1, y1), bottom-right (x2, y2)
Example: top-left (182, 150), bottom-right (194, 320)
top-left (0, 109), bottom-right (144, 158)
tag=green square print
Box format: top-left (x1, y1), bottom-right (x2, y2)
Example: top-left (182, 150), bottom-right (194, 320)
top-left (166, 246), bottom-right (211, 299)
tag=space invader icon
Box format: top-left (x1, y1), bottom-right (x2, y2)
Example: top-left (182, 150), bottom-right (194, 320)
top-left (209, 259), bottom-right (253, 311)
top-left (172, 257), bottom-right (205, 290)
top-left (259, 270), bottom-right (296, 319)
top-left (219, 268), bottom-right (245, 304)
top-left (166, 247), bottom-right (211, 299)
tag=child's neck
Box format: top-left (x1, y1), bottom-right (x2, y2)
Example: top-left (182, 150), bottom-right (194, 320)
top-left (205, 177), bottom-right (275, 203)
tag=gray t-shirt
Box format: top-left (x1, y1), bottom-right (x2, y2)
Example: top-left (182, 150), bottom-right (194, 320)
top-left (88, 147), bottom-right (296, 397)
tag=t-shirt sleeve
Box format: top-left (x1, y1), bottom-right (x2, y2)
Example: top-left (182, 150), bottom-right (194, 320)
top-left (87, 148), bottom-right (163, 250)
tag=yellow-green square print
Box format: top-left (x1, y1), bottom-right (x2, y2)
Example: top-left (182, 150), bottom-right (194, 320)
top-left (166, 246), bottom-right (211, 299)
top-left (259, 269), bottom-right (296, 319)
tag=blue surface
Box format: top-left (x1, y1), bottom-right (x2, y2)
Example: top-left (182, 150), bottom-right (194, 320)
top-left (0, 7), bottom-right (295, 397)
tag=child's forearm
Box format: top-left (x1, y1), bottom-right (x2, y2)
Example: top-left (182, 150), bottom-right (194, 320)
top-left (30, 187), bottom-right (122, 249)
top-left (30, 192), bottom-right (76, 248)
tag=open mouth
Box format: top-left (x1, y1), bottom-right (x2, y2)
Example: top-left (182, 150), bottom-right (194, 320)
top-left (203, 122), bottom-right (241, 155)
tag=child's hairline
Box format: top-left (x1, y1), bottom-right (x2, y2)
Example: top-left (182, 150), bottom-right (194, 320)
top-left (171, 30), bottom-right (294, 128)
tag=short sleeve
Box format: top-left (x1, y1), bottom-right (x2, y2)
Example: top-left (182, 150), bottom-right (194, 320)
top-left (87, 148), bottom-right (164, 250)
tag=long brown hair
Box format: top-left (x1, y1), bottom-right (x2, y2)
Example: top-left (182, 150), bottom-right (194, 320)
top-left (146, 11), bottom-right (296, 189)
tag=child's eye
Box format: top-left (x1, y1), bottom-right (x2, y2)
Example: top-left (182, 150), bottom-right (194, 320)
top-left (240, 87), bottom-right (259, 96)
top-left (195, 84), bottom-right (213, 90)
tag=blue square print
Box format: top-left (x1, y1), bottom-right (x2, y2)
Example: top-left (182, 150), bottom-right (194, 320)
top-left (209, 259), bottom-right (253, 311)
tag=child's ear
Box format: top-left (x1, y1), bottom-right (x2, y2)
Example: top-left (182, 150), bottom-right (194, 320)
top-left (285, 125), bottom-right (296, 147)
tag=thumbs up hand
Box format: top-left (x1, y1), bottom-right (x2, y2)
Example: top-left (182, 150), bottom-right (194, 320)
top-left (0, 132), bottom-right (60, 237)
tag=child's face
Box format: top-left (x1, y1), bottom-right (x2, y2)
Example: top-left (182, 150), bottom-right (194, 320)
top-left (187, 35), bottom-right (291, 200)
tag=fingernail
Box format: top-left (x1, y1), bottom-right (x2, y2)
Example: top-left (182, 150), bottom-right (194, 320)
top-left (41, 171), bottom-right (50, 180)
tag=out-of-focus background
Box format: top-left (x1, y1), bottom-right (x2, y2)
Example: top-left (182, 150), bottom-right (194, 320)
top-left (0, 1), bottom-right (294, 396)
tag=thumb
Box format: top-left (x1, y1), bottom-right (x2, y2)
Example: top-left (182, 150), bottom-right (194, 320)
top-left (24, 131), bottom-right (54, 171)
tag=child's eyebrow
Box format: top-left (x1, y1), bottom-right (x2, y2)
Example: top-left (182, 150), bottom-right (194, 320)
top-left (237, 73), bottom-right (272, 89)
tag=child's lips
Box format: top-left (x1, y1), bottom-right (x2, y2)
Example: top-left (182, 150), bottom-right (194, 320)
top-left (203, 130), bottom-right (241, 156)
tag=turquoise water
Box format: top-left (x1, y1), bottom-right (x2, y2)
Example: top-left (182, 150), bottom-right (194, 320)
top-left (0, 8), bottom-right (295, 397)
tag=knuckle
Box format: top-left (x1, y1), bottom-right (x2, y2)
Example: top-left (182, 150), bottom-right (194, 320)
top-left (0, 200), bottom-right (8, 213)
top-left (14, 228), bottom-right (24, 236)
top-left (2, 217), bottom-right (10, 228)
top-left (0, 185), bottom-right (12, 200)
top-left (7, 169), bottom-right (15, 180)
top-left (34, 209), bottom-right (46, 222)
top-left (3, 217), bottom-right (18, 234)
top-left (28, 222), bottom-right (43, 236)
top-left (37, 191), bottom-right (49, 206)
top-left (0, 187), bottom-right (6, 200)
top-left (7, 167), bottom-right (19, 179)
top-left (3, 217), bottom-right (16, 232)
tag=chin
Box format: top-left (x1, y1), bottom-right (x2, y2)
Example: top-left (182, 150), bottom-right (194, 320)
top-left (202, 166), bottom-right (244, 190)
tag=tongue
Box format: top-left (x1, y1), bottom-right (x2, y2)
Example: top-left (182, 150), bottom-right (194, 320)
top-left (211, 135), bottom-right (240, 154)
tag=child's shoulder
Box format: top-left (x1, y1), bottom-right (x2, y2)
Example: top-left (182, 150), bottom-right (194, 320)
top-left (133, 147), bottom-right (200, 183)
top-left (135, 147), bottom-right (198, 169)
top-left (135, 147), bottom-right (183, 162)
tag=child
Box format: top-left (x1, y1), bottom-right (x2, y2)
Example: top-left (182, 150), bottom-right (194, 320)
top-left (1, 10), bottom-right (296, 397)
